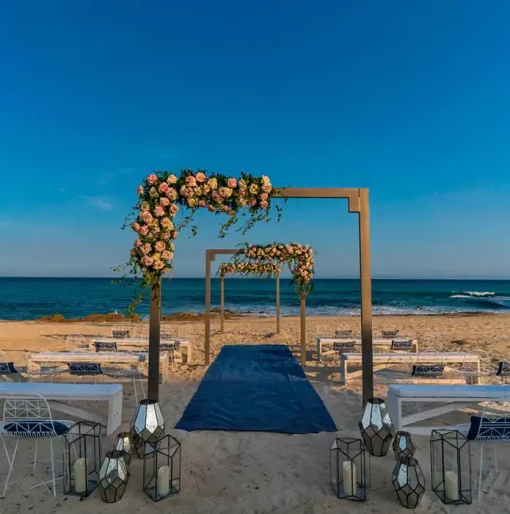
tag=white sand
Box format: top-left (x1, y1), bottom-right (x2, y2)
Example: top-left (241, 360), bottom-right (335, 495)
top-left (0, 315), bottom-right (509, 512)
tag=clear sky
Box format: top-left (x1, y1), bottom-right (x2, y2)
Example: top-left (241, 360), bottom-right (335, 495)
top-left (1, 1), bottom-right (510, 279)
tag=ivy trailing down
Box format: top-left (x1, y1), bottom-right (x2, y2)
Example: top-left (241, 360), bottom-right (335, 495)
top-left (115, 169), bottom-right (282, 308)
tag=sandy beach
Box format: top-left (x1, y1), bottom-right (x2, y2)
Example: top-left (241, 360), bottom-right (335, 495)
top-left (1, 314), bottom-right (510, 513)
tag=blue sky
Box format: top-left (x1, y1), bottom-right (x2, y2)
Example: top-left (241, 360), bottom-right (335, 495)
top-left (1, 1), bottom-right (510, 278)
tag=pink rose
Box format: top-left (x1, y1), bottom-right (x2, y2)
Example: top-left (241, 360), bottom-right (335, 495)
top-left (161, 250), bottom-right (172, 260)
top-left (196, 172), bottom-right (206, 183)
top-left (143, 256), bottom-right (154, 266)
top-left (131, 222), bottom-right (140, 232)
top-left (139, 226), bottom-right (149, 236)
top-left (137, 186), bottom-right (144, 196)
top-left (185, 175), bottom-right (197, 186)
top-left (159, 197), bottom-right (170, 207)
top-left (166, 188), bottom-right (178, 200)
top-left (147, 174), bottom-right (158, 185)
top-left (167, 174), bottom-right (177, 184)
top-left (142, 212), bottom-right (153, 224)
top-left (154, 260), bottom-right (165, 270)
top-left (260, 200), bottom-right (269, 209)
top-left (135, 239), bottom-right (142, 248)
top-left (169, 203), bottom-right (179, 214)
top-left (154, 205), bottom-right (165, 217)
top-left (159, 182), bottom-right (169, 193)
top-left (199, 200), bottom-right (207, 208)
top-left (227, 178), bottom-right (237, 188)
top-left (162, 232), bottom-right (171, 239)
top-left (260, 193), bottom-right (268, 201)
top-left (142, 243), bottom-right (152, 254)
top-left (249, 198), bottom-right (257, 206)
top-left (155, 241), bottom-right (166, 252)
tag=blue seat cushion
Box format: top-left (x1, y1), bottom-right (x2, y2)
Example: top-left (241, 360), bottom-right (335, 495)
top-left (3, 420), bottom-right (71, 436)
top-left (466, 415), bottom-right (510, 440)
top-left (411, 364), bottom-right (444, 377)
top-left (0, 362), bottom-right (18, 374)
top-left (94, 342), bottom-right (117, 352)
top-left (496, 361), bottom-right (510, 376)
top-left (333, 342), bottom-right (356, 352)
top-left (68, 363), bottom-right (103, 375)
top-left (391, 340), bottom-right (413, 351)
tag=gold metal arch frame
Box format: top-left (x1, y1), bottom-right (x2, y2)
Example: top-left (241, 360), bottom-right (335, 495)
top-left (214, 256), bottom-right (281, 334)
top-left (148, 187), bottom-right (373, 403)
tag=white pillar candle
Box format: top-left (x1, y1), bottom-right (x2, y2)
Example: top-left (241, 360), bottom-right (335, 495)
top-left (157, 465), bottom-right (170, 496)
top-left (445, 470), bottom-right (460, 501)
top-left (74, 458), bottom-right (87, 494)
top-left (342, 461), bottom-right (357, 496)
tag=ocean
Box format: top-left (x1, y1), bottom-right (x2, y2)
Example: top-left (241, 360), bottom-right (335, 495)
top-left (0, 278), bottom-right (509, 321)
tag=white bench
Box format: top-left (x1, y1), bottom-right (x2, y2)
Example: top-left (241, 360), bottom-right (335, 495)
top-left (316, 338), bottom-right (419, 361)
top-left (93, 337), bottom-right (193, 363)
top-left (28, 351), bottom-right (170, 384)
top-left (339, 352), bottom-right (480, 384)
top-left (386, 384), bottom-right (510, 435)
top-left (0, 382), bottom-right (123, 435)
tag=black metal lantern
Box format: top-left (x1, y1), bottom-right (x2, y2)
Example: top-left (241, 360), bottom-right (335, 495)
top-left (114, 432), bottom-right (134, 466)
top-left (330, 438), bottom-right (370, 501)
top-left (392, 457), bottom-right (426, 509)
top-left (430, 429), bottom-right (472, 505)
top-left (63, 421), bottom-right (102, 497)
top-left (393, 431), bottom-right (416, 460)
top-left (130, 399), bottom-right (165, 458)
top-left (98, 450), bottom-right (130, 503)
top-left (359, 398), bottom-right (394, 456)
top-left (143, 434), bottom-right (181, 502)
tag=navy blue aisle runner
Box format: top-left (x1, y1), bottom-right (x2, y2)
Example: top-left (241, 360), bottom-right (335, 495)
top-left (175, 344), bottom-right (337, 433)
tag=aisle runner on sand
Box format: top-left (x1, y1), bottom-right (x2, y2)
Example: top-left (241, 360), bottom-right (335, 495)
top-left (175, 344), bottom-right (337, 433)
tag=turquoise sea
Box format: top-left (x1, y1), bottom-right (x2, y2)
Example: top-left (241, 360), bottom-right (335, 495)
top-left (0, 278), bottom-right (509, 320)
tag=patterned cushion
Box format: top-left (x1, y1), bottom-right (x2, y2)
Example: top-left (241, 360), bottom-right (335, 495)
top-left (382, 330), bottom-right (400, 339)
top-left (3, 420), bottom-right (71, 437)
top-left (335, 330), bottom-right (353, 338)
top-left (333, 342), bottom-right (356, 352)
top-left (411, 364), bottom-right (444, 377)
top-left (68, 362), bottom-right (103, 375)
top-left (94, 341), bottom-right (118, 352)
top-left (391, 340), bottom-right (414, 351)
top-left (0, 362), bottom-right (18, 374)
top-left (496, 361), bottom-right (510, 376)
top-left (160, 341), bottom-right (180, 351)
top-left (466, 415), bottom-right (510, 441)
top-left (112, 330), bottom-right (130, 338)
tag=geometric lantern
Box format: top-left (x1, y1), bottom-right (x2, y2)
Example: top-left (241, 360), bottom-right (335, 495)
top-left (143, 434), bottom-right (181, 502)
top-left (392, 457), bottom-right (426, 509)
top-left (114, 432), bottom-right (135, 466)
top-left (330, 438), bottom-right (370, 501)
top-left (359, 398), bottom-right (394, 457)
top-left (98, 450), bottom-right (130, 503)
top-left (130, 399), bottom-right (165, 458)
top-left (63, 421), bottom-right (102, 497)
top-left (392, 431), bottom-right (416, 461)
top-left (430, 429), bottom-right (472, 505)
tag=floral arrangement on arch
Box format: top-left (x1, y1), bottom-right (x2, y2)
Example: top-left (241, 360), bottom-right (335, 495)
top-left (235, 242), bottom-right (314, 298)
top-left (217, 261), bottom-right (280, 278)
top-left (116, 169), bottom-right (282, 306)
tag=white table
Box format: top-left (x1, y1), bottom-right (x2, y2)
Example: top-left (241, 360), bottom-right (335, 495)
top-left (339, 352), bottom-right (480, 384)
top-left (316, 338), bottom-right (419, 361)
top-left (28, 351), bottom-right (170, 384)
top-left (93, 337), bottom-right (193, 363)
top-left (0, 382), bottom-right (123, 435)
top-left (387, 384), bottom-right (510, 435)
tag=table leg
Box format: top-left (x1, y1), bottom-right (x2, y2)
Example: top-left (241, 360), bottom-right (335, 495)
top-left (160, 355), bottom-right (169, 384)
top-left (108, 389), bottom-right (123, 435)
top-left (340, 358), bottom-right (347, 383)
top-left (187, 343), bottom-right (192, 364)
top-left (316, 339), bottom-right (321, 362)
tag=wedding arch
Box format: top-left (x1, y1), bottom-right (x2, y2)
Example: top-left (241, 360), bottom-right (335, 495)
top-left (215, 255), bottom-right (281, 333)
top-left (120, 169), bottom-right (374, 404)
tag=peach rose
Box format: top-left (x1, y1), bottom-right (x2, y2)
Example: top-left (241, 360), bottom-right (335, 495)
top-left (166, 188), bottom-right (178, 200)
top-left (207, 178), bottom-right (218, 190)
top-left (161, 250), bottom-right (172, 260)
top-left (141, 202), bottom-right (150, 212)
top-left (227, 178), bottom-right (237, 188)
top-left (159, 182), bottom-right (169, 193)
top-left (154, 260), bottom-right (165, 270)
top-left (137, 185), bottom-right (144, 196)
top-left (159, 197), bottom-right (170, 207)
top-left (142, 212), bottom-right (153, 224)
top-left (260, 200), bottom-right (269, 209)
top-left (147, 174), bottom-right (158, 185)
top-left (185, 175), bottom-right (197, 186)
top-left (207, 205), bottom-right (216, 212)
top-left (155, 241), bottom-right (166, 252)
top-left (154, 205), bottom-right (165, 217)
top-left (131, 222), bottom-right (140, 232)
top-left (139, 226), bottom-right (149, 236)
top-left (196, 172), bottom-right (206, 183)
top-left (169, 203), bottom-right (179, 214)
top-left (199, 200), bottom-right (207, 208)
top-left (167, 174), bottom-right (177, 184)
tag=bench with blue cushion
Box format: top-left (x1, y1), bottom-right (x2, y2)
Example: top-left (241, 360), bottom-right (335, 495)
top-left (0, 362), bottom-right (18, 375)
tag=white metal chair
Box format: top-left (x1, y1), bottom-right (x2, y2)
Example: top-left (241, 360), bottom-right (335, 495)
top-left (382, 329), bottom-right (400, 339)
top-left (104, 351), bottom-right (145, 404)
top-left (0, 394), bottom-right (74, 497)
top-left (0, 351), bottom-right (21, 382)
top-left (454, 350), bottom-right (492, 385)
top-left (112, 328), bottom-right (130, 339)
top-left (457, 400), bottom-right (510, 500)
top-left (25, 350), bottom-right (67, 383)
top-left (412, 350), bottom-right (448, 384)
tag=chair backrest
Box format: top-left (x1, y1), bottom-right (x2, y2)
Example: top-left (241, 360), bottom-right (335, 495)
top-left (94, 341), bottom-right (118, 352)
top-left (391, 340), bottom-right (414, 352)
top-left (382, 330), bottom-right (400, 339)
top-left (3, 393), bottom-right (52, 423)
top-left (333, 341), bottom-right (356, 353)
top-left (496, 361), bottom-right (510, 376)
top-left (335, 330), bottom-right (353, 339)
top-left (160, 341), bottom-right (180, 351)
top-left (0, 362), bottom-right (18, 375)
top-left (112, 330), bottom-right (130, 339)
top-left (411, 364), bottom-right (445, 377)
top-left (65, 335), bottom-right (88, 351)
top-left (68, 362), bottom-right (103, 375)
top-left (467, 401), bottom-right (510, 442)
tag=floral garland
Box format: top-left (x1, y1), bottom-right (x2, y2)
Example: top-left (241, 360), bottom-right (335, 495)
top-left (217, 261), bottom-right (280, 278)
top-left (116, 169), bottom-right (281, 308)
top-left (235, 242), bottom-right (314, 298)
